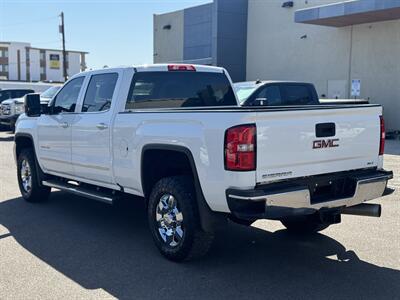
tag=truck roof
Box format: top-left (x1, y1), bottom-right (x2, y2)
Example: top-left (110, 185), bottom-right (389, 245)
top-left (75, 64), bottom-right (226, 79)
top-left (234, 80), bottom-right (313, 88)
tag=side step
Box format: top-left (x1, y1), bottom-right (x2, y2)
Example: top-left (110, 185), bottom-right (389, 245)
top-left (42, 180), bottom-right (116, 204)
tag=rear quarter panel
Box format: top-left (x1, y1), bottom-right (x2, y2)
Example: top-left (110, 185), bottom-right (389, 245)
top-left (112, 110), bottom-right (257, 212)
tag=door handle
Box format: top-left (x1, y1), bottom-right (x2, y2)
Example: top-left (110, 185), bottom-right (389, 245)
top-left (60, 122), bottom-right (69, 129)
top-left (96, 123), bottom-right (108, 130)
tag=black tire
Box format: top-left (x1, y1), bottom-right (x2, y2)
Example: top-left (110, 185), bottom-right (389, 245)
top-left (147, 176), bottom-right (214, 262)
top-left (281, 214), bottom-right (329, 234)
top-left (17, 149), bottom-right (50, 203)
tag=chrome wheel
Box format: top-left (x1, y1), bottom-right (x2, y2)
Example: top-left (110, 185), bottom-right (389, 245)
top-left (20, 159), bottom-right (32, 193)
top-left (156, 193), bottom-right (184, 247)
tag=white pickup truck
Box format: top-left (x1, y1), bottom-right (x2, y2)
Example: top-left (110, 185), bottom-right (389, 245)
top-left (14, 64), bottom-right (392, 261)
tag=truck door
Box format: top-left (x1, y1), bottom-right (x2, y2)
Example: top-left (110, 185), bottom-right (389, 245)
top-left (37, 77), bottom-right (85, 176)
top-left (71, 72), bottom-right (119, 184)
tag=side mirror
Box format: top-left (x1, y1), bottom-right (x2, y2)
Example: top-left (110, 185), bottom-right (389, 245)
top-left (24, 94), bottom-right (41, 117)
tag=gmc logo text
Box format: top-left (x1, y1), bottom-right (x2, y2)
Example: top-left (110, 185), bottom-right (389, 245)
top-left (313, 139), bottom-right (339, 149)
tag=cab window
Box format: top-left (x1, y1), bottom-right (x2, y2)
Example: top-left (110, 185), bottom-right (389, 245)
top-left (280, 85), bottom-right (316, 105)
top-left (254, 85), bottom-right (281, 106)
top-left (52, 77), bottom-right (84, 113)
top-left (81, 73), bottom-right (118, 112)
top-left (126, 71), bottom-right (237, 109)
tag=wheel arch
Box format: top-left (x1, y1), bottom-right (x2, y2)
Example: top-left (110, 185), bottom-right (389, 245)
top-left (141, 144), bottom-right (201, 198)
top-left (14, 132), bottom-right (46, 184)
top-left (140, 144), bottom-right (223, 232)
top-left (14, 133), bottom-right (36, 159)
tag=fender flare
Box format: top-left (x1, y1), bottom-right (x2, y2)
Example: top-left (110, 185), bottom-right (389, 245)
top-left (14, 133), bottom-right (47, 185)
top-left (141, 144), bottom-right (226, 232)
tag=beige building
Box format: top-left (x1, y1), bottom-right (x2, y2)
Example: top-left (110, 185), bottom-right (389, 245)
top-left (0, 41), bottom-right (88, 83)
top-left (247, 0), bottom-right (400, 132)
top-left (154, 0), bottom-right (400, 132)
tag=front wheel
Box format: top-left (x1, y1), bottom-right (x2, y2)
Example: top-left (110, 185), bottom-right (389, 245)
top-left (17, 149), bottom-right (50, 202)
top-left (147, 176), bottom-right (213, 262)
top-left (281, 214), bottom-right (329, 234)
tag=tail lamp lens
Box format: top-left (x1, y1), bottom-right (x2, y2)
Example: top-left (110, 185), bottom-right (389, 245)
top-left (379, 115), bottom-right (385, 156)
top-left (225, 124), bottom-right (256, 171)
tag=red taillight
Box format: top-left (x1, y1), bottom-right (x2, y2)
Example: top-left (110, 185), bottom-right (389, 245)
top-left (379, 115), bottom-right (385, 156)
top-left (225, 124), bottom-right (256, 171)
top-left (168, 64), bottom-right (196, 72)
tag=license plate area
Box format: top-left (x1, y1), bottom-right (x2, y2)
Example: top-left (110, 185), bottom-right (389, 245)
top-left (310, 177), bottom-right (357, 204)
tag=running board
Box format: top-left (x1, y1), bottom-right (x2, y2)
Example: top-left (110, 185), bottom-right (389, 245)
top-left (42, 180), bottom-right (115, 204)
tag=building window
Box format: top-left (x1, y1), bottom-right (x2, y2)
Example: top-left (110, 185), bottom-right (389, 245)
top-left (40, 51), bottom-right (45, 61)
top-left (0, 49), bottom-right (8, 58)
top-left (40, 66), bottom-right (45, 74)
top-left (5, 65), bottom-right (8, 72)
top-left (0, 64), bottom-right (9, 72)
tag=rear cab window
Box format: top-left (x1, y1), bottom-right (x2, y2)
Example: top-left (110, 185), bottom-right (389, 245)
top-left (243, 83), bottom-right (318, 107)
top-left (125, 71), bottom-right (237, 109)
top-left (280, 85), bottom-right (316, 105)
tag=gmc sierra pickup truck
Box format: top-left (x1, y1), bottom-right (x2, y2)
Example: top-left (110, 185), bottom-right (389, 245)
top-left (15, 64), bottom-right (392, 261)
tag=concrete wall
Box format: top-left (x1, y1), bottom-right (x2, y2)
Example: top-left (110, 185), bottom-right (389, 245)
top-left (7, 42), bottom-right (29, 81)
top-left (350, 19), bottom-right (400, 131)
top-left (247, 0), bottom-right (400, 131)
top-left (29, 49), bottom-right (40, 82)
top-left (213, 0), bottom-right (248, 81)
top-left (153, 10), bottom-right (184, 63)
top-left (67, 52), bottom-right (81, 77)
top-left (184, 4), bottom-right (213, 62)
top-left (153, 0), bottom-right (248, 81)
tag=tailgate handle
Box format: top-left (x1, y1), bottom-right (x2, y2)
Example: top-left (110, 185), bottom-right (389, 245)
top-left (316, 123), bottom-right (336, 137)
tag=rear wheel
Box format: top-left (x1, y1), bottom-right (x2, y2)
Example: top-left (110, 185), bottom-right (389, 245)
top-left (147, 176), bottom-right (213, 262)
top-left (281, 214), bottom-right (329, 234)
top-left (17, 149), bottom-right (50, 202)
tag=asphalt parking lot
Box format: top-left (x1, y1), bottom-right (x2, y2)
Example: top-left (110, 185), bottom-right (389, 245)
top-left (0, 129), bottom-right (399, 299)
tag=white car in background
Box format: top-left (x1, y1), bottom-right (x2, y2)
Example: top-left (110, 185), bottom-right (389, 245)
top-left (0, 86), bottom-right (61, 132)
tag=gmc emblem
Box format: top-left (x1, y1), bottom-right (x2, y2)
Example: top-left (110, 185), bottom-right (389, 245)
top-left (313, 139), bottom-right (339, 149)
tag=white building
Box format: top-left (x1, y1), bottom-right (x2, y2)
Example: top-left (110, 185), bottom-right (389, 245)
top-left (0, 41), bottom-right (88, 83)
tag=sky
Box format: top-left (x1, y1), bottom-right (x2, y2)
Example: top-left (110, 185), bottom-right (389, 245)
top-left (0, 0), bottom-right (211, 69)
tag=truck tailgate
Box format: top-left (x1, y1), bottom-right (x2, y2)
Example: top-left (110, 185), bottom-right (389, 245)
top-left (255, 105), bottom-right (382, 184)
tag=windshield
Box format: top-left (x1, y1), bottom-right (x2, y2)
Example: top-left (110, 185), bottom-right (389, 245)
top-left (0, 91), bottom-right (12, 102)
top-left (234, 86), bottom-right (257, 104)
top-left (41, 86), bottom-right (61, 99)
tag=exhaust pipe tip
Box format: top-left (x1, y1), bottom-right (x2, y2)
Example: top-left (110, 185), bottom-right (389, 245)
top-left (342, 203), bottom-right (381, 218)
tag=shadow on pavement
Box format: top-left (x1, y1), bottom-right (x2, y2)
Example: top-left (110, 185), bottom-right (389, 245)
top-left (0, 192), bottom-right (399, 299)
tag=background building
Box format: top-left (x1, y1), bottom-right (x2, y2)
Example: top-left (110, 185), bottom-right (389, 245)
top-left (0, 41), bottom-right (88, 83)
top-left (154, 0), bottom-right (400, 132)
top-left (153, 0), bottom-right (248, 82)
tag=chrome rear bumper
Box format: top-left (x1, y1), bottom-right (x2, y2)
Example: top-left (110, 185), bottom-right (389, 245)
top-left (226, 170), bottom-right (393, 220)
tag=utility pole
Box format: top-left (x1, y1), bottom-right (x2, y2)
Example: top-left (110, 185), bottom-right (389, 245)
top-left (59, 12), bottom-right (68, 82)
